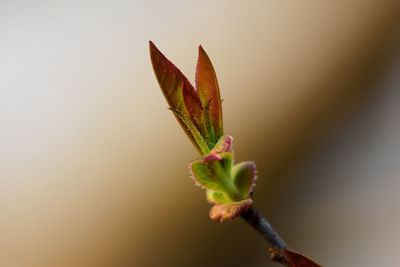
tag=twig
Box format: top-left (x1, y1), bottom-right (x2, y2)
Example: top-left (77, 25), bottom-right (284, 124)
top-left (241, 206), bottom-right (291, 266)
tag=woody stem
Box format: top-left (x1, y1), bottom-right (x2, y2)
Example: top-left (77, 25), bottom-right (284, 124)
top-left (241, 206), bottom-right (291, 266)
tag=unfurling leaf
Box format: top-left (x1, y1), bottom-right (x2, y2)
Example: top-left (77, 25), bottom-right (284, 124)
top-left (232, 161), bottom-right (257, 198)
top-left (149, 41), bottom-right (224, 155)
top-left (283, 249), bottom-right (322, 267)
top-left (149, 41), bottom-right (196, 114)
top-left (210, 199), bottom-right (252, 222)
top-left (196, 45), bottom-right (223, 140)
top-left (149, 41), bottom-right (203, 153)
top-left (206, 189), bottom-right (230, 204)
top-left (181, 82), bottom-right (203, 128)
top-left (202, 98), bottom-right (217, 147)
top-left (190, 151), bottom-right (232, 192)
top-left (169, 108), bottom-right (210, 155)
top-left (190, 135), bottom-right (256, 221)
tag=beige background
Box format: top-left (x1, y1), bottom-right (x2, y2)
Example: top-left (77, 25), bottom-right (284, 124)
top-left (1, 0), bottom-right (400, 266)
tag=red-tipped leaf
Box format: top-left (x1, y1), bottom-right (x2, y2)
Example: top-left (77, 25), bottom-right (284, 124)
top-left (149, 41), bottom-right (203, 153)
top-left (196, 45), bottom-right (223, 139)
top-left (150, 41), bottom-right (198, 113)
top-left (181, 82), bottom-right (203, 129)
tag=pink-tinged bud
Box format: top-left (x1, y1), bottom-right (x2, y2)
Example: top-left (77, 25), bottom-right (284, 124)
top-left (202, 153), bottom-right (222, 162)
top-left (212, 135), bottom-right (233, 153)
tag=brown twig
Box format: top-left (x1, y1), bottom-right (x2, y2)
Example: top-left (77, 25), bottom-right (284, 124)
top-left (241, 206), bottom-right (291, 266)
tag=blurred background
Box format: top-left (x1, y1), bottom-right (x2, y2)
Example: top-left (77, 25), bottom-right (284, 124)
top-left (1, 0), bottom-right (400, 266)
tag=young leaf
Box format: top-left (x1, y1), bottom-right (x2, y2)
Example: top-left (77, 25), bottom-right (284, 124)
top-left (209, 199), bottom-right (252, 222)
top-left (206, 189), bottom-right (231, 204)
top-left (283, 249), bottom-right (322, 267)
top-left (196, 45), bottom-right (223, 139)
top-left (181, 82), bottom-right (203, 128)
top-left (189, 152), bottom-right (232, 191)
top-left (202, 98), bottom-right (216, 148)
top-left (169, 108), bottom-right (210, 155)
top-left (149, 41), bottom-right (198, 113)
top-left (232, 161), bottom-right (257, 198)
top-left (149, 41), bottom-right (204, 154)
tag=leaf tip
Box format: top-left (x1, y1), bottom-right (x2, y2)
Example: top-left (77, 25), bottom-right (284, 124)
top-left (198, 44), bottom-right (205, 54)
top-left (148, 40), bottom-right (158, 55)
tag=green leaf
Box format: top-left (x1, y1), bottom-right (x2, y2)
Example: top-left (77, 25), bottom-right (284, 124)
top-left (169, 108), bottom-right (210, 155)
top-left (189, 152), bottom-right (232, 192)
top-left (196, 45), bottom-right (223, 139)
top-left (206, 189), bottom-right (231, 204)
top-left (209, 199), bottom-right (252, 222)
top-left (232, 161), bottom-right (257, 198)
top-left (283, 249), bottom-right (322, 267)
top-left (202, 98), bottom-right (216, 148)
